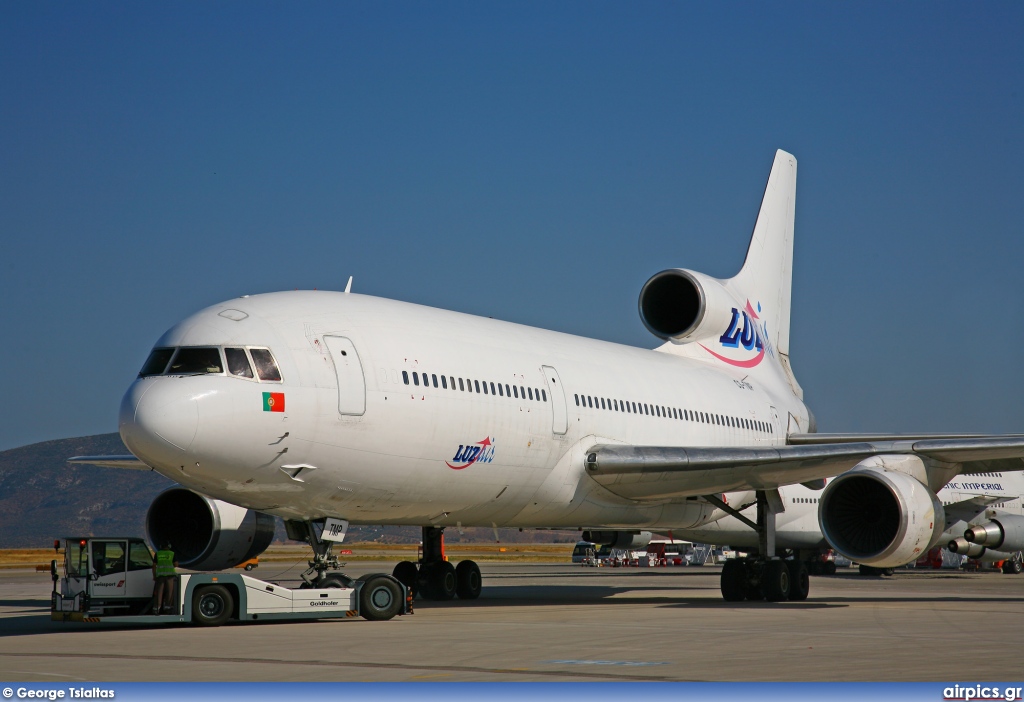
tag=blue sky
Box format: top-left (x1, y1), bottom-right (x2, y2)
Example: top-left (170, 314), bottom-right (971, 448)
top-left (1, 3), bottom-right (1022, 450)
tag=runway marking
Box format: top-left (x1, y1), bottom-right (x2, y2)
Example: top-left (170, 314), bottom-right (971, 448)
top-left (0, 652), bottom-right (683, 682)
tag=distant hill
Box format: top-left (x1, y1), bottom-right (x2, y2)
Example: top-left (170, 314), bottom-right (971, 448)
top-left (0, 434), bottom-right (578, 548)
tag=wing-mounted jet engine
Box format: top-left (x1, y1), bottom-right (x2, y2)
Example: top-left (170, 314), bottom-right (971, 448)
top-left (146, 488), bottom-right (276, 571)
top-left (963, 515), bottom-right (1024, 553)
top-left (819, 464), bottom-right (945, 569)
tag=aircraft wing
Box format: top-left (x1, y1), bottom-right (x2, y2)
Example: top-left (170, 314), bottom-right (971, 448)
top-left (67, 455), bottom-right (151, 470)
top-left (942, 495), bottom-right (1013, 530)
top-left (584, 437), bottom-right (1024, 501)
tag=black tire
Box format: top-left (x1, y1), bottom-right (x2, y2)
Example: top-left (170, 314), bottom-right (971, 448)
top-left (318, 575), bottom-right (351, 589)
top-left (859, 564), bottom-right (883, 576)
top-left (761, 560), bottom-right (791, 602)
top-left (418, 561), bottom-right (457, 601)
top-left (244, 564), bottom-right (254, 571)
top-left (393, 561), bottom-right (418, 598)
top-left (192, 585), bottom-right (233, 627)
top-left (358, 574), bottom-right (403, 621)
top-left (720, 559), bottom-right (746, 602)
top-left (787, 561), bottom-right (810, 601)
top-left (823, 561), bottom-right (837, 575)
top-left (1002, 560), bottom-right (1023, 575)
top-left (455, 560), bottom-right (482, 600)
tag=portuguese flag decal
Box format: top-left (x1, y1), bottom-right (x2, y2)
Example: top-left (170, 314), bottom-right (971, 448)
top-left (263, 392), bottom-right (285, 413)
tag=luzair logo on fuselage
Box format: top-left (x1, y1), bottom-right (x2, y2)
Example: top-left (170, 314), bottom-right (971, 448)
top-left (699, 300), bottom-right (775, 368)
top-left (447, 437), bottom-right (496, 470)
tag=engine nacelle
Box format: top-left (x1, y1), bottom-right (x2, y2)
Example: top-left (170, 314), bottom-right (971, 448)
top-left (638, 269), bottom-right (738, 343)
top-left (819, 466), bottom-right (944, 568)
top-left (947, 537), bottom-right (987, 558)
top-left (582, 530), bottom-right (653, 549)
top-left (146, 488), bottom-right (276, 571)
top-left (964, 515), bottom-right (1024, 551)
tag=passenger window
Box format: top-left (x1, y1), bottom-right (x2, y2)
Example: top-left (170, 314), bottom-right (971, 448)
top-left (520, 386), bottom-right (526, 399)
top-left (421, 373), bottom-right (428, 386)
top-left (587, 396), bottom-right (592, 408)
top-left (413, 373), bottom-right (420, 386)
top-left (458, 378), bottom-right (465, 391)
top-left (506, 384), bottom-right (511, 397)
top-left (432, 374), bottom-right (438, 388)
top-left (403, 371), bottom-right (410, 385)
top-left (491, 382), bottom-right (496, 395)
top-left (498, 383), bottom-right (504, 396)
top-left (644, 404), bottom-right (649, 415)
top-left (599, 397), bottom-right (604, 409)
top-left (450, 376), bottom-right (456, 389)
top-left (483, 382), bottom-right (489, 395)
top-left (575, 394), bottom-right (580, 406)
top-left (474, 380), bottom-right (481, 393)
top-left (225, 348), bottom-right (254, 378)
top-left (139, 348), bottom-right (175, 377)
top-left (441, 376), bottom-right (447, 389)
top-left (542, 389), bottom-right (547, 402)
top-left (169, 347), bottom-right (224, 376)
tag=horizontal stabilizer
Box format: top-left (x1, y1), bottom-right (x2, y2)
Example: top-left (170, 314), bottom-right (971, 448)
top-left (68, 455), bottom-right (150, 470)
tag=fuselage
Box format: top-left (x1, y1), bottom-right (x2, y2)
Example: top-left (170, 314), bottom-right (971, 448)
top-left (120, 290), bottom-right (810, 531)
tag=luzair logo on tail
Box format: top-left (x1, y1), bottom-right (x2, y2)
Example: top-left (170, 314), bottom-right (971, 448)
top-left (700, 300), bottom-right (775, 368)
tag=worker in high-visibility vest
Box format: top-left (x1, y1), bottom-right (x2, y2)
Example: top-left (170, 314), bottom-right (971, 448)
top-left (151, 542), bottom-right (178, 615)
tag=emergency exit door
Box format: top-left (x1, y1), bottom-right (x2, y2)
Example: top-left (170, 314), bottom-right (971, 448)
top-left (324, 336), bottom-right (366, 415)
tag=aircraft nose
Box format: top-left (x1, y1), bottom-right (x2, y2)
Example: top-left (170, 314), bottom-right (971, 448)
top-left (120, 379), bottom-right (199, 467)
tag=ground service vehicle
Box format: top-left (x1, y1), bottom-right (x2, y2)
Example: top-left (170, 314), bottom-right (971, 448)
top-left (50, 537), bottom-right (410, 626)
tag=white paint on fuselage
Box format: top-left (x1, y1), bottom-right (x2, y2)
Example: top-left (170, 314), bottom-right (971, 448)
top-left (120, 291), bottom-right (809, 531)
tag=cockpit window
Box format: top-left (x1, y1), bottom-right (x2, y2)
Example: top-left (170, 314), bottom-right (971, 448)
top-left (225, 347), bottom-right (254, 378)
top-left (167, 347), bottom-right (224, 375)
top-left (139, 348), bottom-right (175, 377)
top-left (249, 348), bottom-right (282, 382)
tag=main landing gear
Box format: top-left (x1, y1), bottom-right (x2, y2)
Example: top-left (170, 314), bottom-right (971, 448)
top-left (391, 527), bottom-right (482, 601)
top-left (705, 490), bottom-right (810, 603)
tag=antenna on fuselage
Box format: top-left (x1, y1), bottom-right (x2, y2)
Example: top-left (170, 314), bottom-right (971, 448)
top-left (344, 276), bottom-right (353, 293)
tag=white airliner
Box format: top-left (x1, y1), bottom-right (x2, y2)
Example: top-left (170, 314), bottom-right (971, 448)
top-left (671, 471), bottom-right (1024, 575)
top-left (72, 150), bottom-right (1024, 603)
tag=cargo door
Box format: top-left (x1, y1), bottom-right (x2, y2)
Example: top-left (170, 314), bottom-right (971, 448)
top-left (90, 540), bottom-right (128, 597)
top-left (541, 365), bottom-right (568, 435)
top-left (324, 336), bottom-right (366, 415)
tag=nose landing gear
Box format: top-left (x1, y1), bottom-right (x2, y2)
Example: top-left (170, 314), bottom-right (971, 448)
top-left (392, 526), bottom-right (482, 601)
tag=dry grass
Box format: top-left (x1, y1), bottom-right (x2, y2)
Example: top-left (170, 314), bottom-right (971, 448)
top-left (0, 542), bottom-right (576, 569)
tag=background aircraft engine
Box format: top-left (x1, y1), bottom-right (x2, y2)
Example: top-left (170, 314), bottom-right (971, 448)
top-left (947, 537), bottom-right (987, 558)
top-left (964, 516), bottom-right (1024, 551)
top-left (146, 488), bottom-right (276, 571)
top-left (638, 269), bottom-right (737, 342)
top-left (819, 466), bottom-right (944, 568)
top-left (582, 530), bottom-right (653, 549)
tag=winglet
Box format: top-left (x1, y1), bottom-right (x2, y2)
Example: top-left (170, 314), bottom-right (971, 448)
top-left (344, 276), bottom-right (353, 294)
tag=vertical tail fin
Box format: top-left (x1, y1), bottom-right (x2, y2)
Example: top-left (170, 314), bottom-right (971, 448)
top-left (730, 149), bottom-right (797, 357)
top-left (729, 150), bottom-right (801, 397)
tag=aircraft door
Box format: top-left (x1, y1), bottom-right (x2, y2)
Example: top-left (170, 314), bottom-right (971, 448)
top-left (324, 336), bottom-right (367, 416)
top-left (541, 365), bottom-right (568, 435)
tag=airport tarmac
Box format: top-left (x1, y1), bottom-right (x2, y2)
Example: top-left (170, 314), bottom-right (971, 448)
top-left (1, 562), bottom-right (1021, 682)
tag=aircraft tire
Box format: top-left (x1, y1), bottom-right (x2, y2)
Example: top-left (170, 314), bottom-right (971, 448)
top-left (1002, 560), bottom-right (1022, 575)
top-left (761, 560), bottom-right (791, 602)
top-left (455, 560), bottom-right (482, 599)
top-left (823, 561), bottom-right (837, 575)
top-left (418, 561), bottom-right (457, 601)
top-left (358, 574), bottom-right (403, 621)
top-left (787, 561), bottom-right (810, 601)
top-left (192, 585), bottom-right (233, 627)
top-left (319, 575), bottom-right (350, 589)
top-left (393, 561), bottom-right (419, 598)
top-left (720, 559), bottom-right (746, 601)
